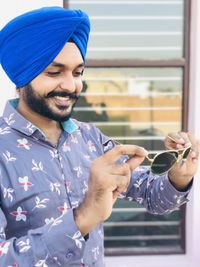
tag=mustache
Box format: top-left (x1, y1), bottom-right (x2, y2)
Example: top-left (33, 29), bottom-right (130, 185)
top-left (46, 91), bottom-right (78, 100)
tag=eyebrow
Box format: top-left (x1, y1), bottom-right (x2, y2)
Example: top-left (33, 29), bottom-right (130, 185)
top-left (50, 61), bottom-right (85, 68)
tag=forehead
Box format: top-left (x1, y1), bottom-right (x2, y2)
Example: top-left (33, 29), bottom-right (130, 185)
top-left (50, 42), bottom-right (84, 67)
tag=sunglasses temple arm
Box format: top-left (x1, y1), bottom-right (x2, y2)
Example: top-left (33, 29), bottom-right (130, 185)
top-left (145, 155), bottom-right (153, 162)
top-left (167, 135), bottom-right (177, 142)
top-left (114, 140), bottom-right (153, 162)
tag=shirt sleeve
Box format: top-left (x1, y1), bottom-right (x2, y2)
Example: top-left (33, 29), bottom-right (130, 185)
top-left (121, 167), bottom-right (191, 214)
top-left (0, 207), bottom-right (86, 266)
top-left (92, 125), bottom-right (191, 214)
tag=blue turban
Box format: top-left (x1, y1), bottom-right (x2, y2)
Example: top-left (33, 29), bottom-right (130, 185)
top-left (0, 7), bottom-right (90, 87)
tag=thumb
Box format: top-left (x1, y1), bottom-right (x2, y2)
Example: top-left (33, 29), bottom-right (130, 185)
top-left (125, 148), bottom-right (147, 170)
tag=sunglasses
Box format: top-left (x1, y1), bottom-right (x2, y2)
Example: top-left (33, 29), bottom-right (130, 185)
top-left (114, 140), bottom-right (191, 175)
top-left (146, 146), bottom-right (191, 175)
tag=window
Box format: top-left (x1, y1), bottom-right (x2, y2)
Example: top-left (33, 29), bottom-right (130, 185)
top-left (64, 0), bottom-right (190, 255)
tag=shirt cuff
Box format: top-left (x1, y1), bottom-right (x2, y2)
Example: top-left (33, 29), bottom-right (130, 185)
top-left (163, 174), bottom-right (191, 205)
top-left (42, 209), bottom-right (86, 266)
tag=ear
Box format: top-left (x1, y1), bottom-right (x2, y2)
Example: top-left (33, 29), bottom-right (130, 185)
top-left (16, 86), bottom-right (24, 97)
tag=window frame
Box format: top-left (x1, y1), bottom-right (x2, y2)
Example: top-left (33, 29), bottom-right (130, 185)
top-left (63, 0), bottom-right (191, 255)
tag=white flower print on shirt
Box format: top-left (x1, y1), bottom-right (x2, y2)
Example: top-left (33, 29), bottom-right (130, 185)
top-left (1, 184), bottom-right (14, 202)
top-left (32, 197), bottom-right (49, 211)
top-left (0, 126), bottom-right (11, 135)
top-left (66, 231), bottom-right (84, 249)
top-left (4, 113), bottom-right (15, 126)
top-left (17, 138), bottom-right (32, 150)
top-left (62, 141), bottom-right (71, 152)
top-left (87, 140), bottom-right (96, 152)
top-left (49, 149), bottom-right (58, 160)
top-left (74, 166), bottom-right (83, 178)
top-left (10, 207), bottom-right (27, 222)
top-left (98, 229), bottom-right (104, 239)
top-left (57, 202), bottom-right (69, 214)
top-left (44, 217), bottom-right (55, 225)
top-left (50, 182), bottom-right (61, 195)
top-left (7, 263), bottom-right (18, 267)
top-left (64, 180), bottom-right (72, 193)
top-left (92, 246), bottom-right (100, 260)
top-left (70, 134), bottom-right (78, 144)
top-left (0, 241), bottom-right (10, 257)
top-left (17, 239), bottom-right (31, 253)
top-left (35, 255), bottom-right (48, 267)
top-left (0, 227), bottom-right (6, 240)
top-left (82, 181), bottom-right (88, 195)
top-left (18, 176), bottom-right (34, 191)
top-left (136, 197), bottom-right (144, 204)
top-left (32, 160), bottom-right (46, 172)
top-left (134, 178), bottom-right (143, 188)
top-left (3, 151), bottom-right (16, 163)
top-left (47, 217), bottom-right (63, 232)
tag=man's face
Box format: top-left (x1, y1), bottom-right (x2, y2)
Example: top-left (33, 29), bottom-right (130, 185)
top-left (19, 42), bottom-right (84, 122)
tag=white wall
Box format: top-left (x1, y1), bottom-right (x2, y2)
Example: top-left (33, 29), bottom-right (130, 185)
top-left (1, 1), bottom-right (200, 267)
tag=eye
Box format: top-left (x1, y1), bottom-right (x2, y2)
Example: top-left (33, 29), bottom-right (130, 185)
top-left (73, 69), bottom-right (84, 77)
top-left (46, 71), bottom-right (61, 76)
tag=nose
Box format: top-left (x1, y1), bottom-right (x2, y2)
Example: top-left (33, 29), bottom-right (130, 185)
top-left (59, 72), bottom-right (76, 92)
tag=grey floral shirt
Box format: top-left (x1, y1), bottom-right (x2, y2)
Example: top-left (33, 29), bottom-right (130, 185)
top-left (0, 99), bottom-right (190, 267)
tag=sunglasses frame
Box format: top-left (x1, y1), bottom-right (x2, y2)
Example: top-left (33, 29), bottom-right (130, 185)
top-left (113, 139), bottom-right (191, 176)
top-left (146, 146), bottom-right (192, 175)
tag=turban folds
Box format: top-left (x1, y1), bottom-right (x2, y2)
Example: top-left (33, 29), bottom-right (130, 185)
top-left (0, 7), bottom-right (90, 87)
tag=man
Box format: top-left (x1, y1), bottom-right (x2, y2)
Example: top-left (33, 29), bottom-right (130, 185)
top-left (0, 6), bottom-right (199, 267)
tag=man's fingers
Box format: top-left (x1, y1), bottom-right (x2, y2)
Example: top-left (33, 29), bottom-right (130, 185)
top-left (167, 132), bottom-right (186, 144)
top-left (112, 174), bottom-right (130, 194)
top-left (166, 132), bottom-right (192, 149)
top-left (126, 155), bottom-right (146, 171)
top-left (109, 162), bottom-right (131, 177)
top-left (96, 144), bottom-right (148, 165)
top-left (187, 133), bottom-right (200, 162)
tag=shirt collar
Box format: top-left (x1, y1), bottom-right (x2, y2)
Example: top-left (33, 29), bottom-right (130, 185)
top-left (3, 98), bottom-right (79, 136)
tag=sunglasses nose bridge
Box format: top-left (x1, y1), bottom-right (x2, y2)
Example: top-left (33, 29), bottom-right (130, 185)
top-left (178, 146), bottom-right (191, 162)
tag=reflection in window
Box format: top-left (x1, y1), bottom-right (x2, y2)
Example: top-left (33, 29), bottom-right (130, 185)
top-left (73, 68), bottom-right (182, 150)
top-left (69, 0), bottom-right (184, 60)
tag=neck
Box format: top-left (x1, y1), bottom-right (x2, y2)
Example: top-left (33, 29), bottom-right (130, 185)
top-left (17, 98), bottom-right (62, 146)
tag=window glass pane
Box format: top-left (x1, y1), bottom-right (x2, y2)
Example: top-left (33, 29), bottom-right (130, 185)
top-left (69, 0), bottom-right (184, 60)
top-left (72, 67), bottom-right (184, 254)
top-left (104, 201), bottom-right (182, 254)
top-left (74, 67), bottom-right (182, 151)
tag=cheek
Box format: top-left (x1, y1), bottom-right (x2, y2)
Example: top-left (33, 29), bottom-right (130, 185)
top-left (75, 79), bottom-right (83, 95)
top-left (31, 77), bottom-right (58, 95)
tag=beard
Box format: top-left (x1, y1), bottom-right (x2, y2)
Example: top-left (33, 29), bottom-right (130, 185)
top-left (21, 84), bottom-right (79, 122)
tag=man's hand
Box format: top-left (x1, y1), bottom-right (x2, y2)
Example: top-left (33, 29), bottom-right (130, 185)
top-left (165, 132), bottom-right (200, 190)
top-left (74, 144), bottom-right (148, 236)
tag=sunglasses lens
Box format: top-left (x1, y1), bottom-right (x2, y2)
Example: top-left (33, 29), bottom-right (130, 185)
top-left (183, 147), bottom-right (191, 159)
top-left (151, 153), bottom-right (177, 175)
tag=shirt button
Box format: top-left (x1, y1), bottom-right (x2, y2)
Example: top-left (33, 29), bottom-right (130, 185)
top-left (66, 251), bottom-right (74, 259)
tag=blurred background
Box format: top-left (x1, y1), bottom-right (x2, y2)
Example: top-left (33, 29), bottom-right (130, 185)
top-left (0, 1), bottom-right (200, 267)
